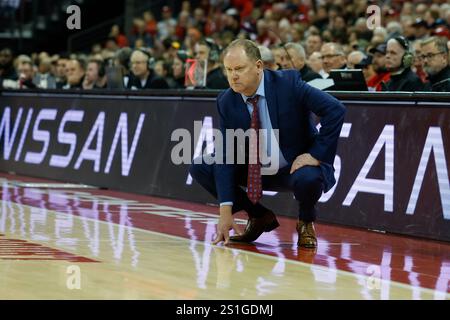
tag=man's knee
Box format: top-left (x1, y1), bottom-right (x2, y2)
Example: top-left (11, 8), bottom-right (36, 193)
top-left (291, 166), bottom-right (323, 192)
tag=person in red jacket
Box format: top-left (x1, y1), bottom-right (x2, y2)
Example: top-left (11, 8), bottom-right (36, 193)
top-left (367, 43), bottom-right (391, 91)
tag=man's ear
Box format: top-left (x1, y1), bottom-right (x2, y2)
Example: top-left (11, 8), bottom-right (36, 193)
top-left (256, 59), bottom-right (264, 71)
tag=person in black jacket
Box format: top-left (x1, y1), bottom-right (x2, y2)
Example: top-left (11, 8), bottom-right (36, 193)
top-left (0, 48), bottom-right (17, 82)
top-left (284, 42), bottom-right (322, 82)
top-left (421, 36), bottom-right (450, 92)
top-left (127, 49), bottom-right (169, 90)
top-left (194, 38), bottom-right (229, 89)
top-left (383, 36), bottom-right (426, 91)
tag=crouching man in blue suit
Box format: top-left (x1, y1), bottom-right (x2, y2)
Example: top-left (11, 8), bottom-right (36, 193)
top-left (189, 39), bottom-right (346, 248)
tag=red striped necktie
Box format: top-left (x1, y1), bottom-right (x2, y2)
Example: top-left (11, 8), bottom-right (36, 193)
top-left (246, 95), bottom-right (262, 204)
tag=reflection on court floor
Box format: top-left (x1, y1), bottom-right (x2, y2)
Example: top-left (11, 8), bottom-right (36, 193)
top-left (0, 174), bottom-right (448, 299)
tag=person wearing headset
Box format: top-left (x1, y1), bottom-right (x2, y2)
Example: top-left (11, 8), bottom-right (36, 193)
top-left (83, 59), bottom-right (107, 89)
top-left (420, 36), bottom-right (450, 92)
top-left (194, 38), bottom-right (229, 89)
top-left (127, 49), bottom-right (169, 90)
top-left (383, 36), bottom-right (426, 91)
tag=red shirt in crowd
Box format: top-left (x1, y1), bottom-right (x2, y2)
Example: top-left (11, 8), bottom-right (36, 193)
top-left (367, 72), bottom-right (391, 91)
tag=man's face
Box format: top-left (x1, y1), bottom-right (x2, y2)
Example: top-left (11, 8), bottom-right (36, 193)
top-left (223, 47), bottom-right (263, 96)
top-left (421, 42), bottom-right (448, 76)
top-left (372, 52), bottom-right (387, 73)
top-left (66, 60), bottom-right (85, 85)
top-left (56, 59), bottom-right (68, 78)
top-left (130, 51), bottom-right (149, 77)
top-left (272, 48), bottom-right (282, 67)
top-left (285, 48), bottom-right (304, 70)
top-left (416, 26), bottom-right (428, 38)
top-left (0, 49), bottom-right (13, 67)
top-left (307, 52), bottom-right (323, 73)
top-left (172, 57), bottom-right (184, 78)
top-left (321, 44), bottom-right (346, 73)
top-left (278, 48), bottom-right (293, 69)
top-left (385, 40), bottom-right (405, 71)
top-left (306, 36), bottom-right (322, 54)
top-left (86, 62), bottom-right (100, 83)
top-left (194, 44), bottom-right (210, 62)
top-left (17, 64), bottom-right (33, 81)
top-left (154, 61), bottom-right (166, 77)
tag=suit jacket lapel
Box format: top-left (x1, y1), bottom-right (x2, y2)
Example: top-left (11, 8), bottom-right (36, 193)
top-left (264, 70), bottom-right (279, 129)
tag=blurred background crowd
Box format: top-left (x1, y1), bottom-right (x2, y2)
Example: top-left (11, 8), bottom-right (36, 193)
top-left (1, 0), bottom-right (450, 92)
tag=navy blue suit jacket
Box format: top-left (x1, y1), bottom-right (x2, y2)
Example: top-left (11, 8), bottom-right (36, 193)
top-left (215, 69), bottom-right (346, 203)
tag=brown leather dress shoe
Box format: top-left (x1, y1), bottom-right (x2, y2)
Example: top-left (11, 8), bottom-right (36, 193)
top-left (229, 210), bottom-right (280, 243)
top-left (296, 220), bottom-right (317, 248)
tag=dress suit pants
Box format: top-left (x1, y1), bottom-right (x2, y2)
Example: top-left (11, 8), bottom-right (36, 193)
top-left (189, 155), bottom-right (324, 222)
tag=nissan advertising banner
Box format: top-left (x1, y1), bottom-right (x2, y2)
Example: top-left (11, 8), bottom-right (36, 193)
top-left (0, 91), bottom-right (449, 242)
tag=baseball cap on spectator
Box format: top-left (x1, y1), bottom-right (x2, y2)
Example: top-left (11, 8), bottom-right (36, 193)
top-left (162, 6), bottom-right (171, 13)
top-left (431, 26), bottom-right (450, 40)
top-left (369, 43), bottom-right (387, 55)
top-left (431, 18), bottom-right (446, 28)
top-left (355, 55), bottom-right (372, 69)
top-left (412, 18), bottom-right (428, 28)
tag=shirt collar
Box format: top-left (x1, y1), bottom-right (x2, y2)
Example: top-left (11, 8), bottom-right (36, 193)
top-left (240, 71), bottom-right (265, 103)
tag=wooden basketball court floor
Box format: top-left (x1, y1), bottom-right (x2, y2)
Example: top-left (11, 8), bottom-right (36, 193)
top-left (0, 172), bottom-right (448, 300)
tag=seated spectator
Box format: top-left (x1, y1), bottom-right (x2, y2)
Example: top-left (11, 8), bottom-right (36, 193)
top-left (63, 58), bottom-right (85, 89)
top-left (305, 34), bottom-right (323, 57)
top-left (55, 55), bottom-right (69, 89)
top-left (412, 18), bottom-right (430, 41)
top-left (17, 61), bottom-right (36, 89)
top-left (113, 47), bottom-right (132, 87)
top-left (83, 59), bottom-right (107, 89)
top-left (347, 51), bottom-right (366, 69)
top-left (368, 44), bottom-right (391, 91)
top-left (307, 52), bottom-right (327, 78)
top-left (271, 46), bottom-right (285, 70)
top-left (347, 51), bottom-right (375, 81)
top-left (383, 36), bottom-right (426, 91)
top-left (154, 59), bottom-right (176, 88)
top-left (284, 42), bottom-right (321, 82)
top-left (33, 57), bottom-right (56, 89)
top-left (412, 40), bottom-right (428, 83)
top-left (143, 11), bottom-right (157, 36)
top-left (354, 55), bottom-right (376, 82)
top-left (127, 49), bottom-right (169, 89)
top-left (109, 24), bottom-right (129, 48)
top-left (172, 50), bottom-right (188, 89)
top-left (0, 48), bottom-right (17, 81)
top-left (421, 36), bottom-right (450, 92)
top-left (194, 38), bottom-right (228, 89)
top-left (257, 45), bottom-right (278, 70)
top-left (157, 6), bottom-right (177, 40)
top-left (320, 42), bottom-right (347, 77)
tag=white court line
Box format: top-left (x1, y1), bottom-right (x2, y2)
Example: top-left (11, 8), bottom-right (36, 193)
top-left (0, 199), bottom-right (449, 299)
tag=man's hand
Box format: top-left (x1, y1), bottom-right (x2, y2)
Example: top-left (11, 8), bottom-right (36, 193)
top-left (290, 153), bottom-right (320, 174)
top-left (213, 205), bottom-right (242, 245)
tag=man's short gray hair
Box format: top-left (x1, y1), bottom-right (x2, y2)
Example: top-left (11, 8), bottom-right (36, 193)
top-left (257, 45), bottom-right (274, 63)
top-left (284, 42), bottom-right (306, 59)
top-left (223, 39), bottom-right (262, 62)
top-left (322, 42), bottom-right (345, 56)
top-left (421, 36), bottom-right (449, 54)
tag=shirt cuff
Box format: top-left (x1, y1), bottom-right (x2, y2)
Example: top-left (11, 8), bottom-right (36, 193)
top-left (220, 202), bottom-right (233, 207)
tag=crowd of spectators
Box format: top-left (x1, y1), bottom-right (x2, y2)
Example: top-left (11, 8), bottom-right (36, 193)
top-left (1, 0), bottom-right (450, 92)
